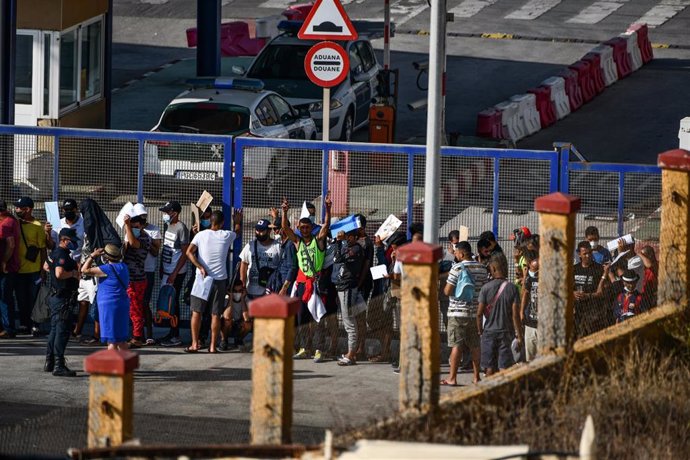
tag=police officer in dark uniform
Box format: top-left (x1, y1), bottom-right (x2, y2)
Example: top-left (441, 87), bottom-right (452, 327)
top-left (44, 228), bottom-right (80, 377)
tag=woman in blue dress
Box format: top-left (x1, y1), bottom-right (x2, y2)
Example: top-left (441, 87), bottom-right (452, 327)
top-left (81, 244), bottom-right (131, 350)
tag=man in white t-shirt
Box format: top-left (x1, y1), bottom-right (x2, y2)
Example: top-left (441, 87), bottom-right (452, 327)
top-left (186, 210), bottom-right (238, 353)
top-left (131, 203), bottom-right (161, 345)
top-left (158, 200), bottom-right (189, 347)
top-left (239, 219), bottom-right (281, 300)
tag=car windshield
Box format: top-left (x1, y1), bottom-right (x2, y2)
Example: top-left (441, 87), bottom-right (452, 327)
top-left (247, 44), bottom-right (340, 99)
top-left (159, 103), bottom-right (250, 135)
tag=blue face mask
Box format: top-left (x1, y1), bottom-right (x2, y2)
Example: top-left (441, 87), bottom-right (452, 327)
top-left (163, 214), bottom-right (172, 224)
top-left (132, 228), bottom-right (141, 238)
top-left (200, 219), bottom-right (211, 229)
top-left (67, 241), bottom-right (78, 251)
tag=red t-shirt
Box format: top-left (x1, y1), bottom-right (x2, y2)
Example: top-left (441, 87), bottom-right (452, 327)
top-left (0, 215), bottom-right (20, 273)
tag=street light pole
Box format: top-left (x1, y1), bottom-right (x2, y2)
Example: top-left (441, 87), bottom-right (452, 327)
top-left (423, 0), bottom-right (446, 244)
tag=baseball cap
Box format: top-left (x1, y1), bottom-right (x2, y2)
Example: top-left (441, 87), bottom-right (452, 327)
top-left (622, 269), bottom-right (640, 283)
top-left (58, 227), bottom-right (78, 242)
top-left (255, 219), bottom-right (271, 231)
top-left (159, 201), bottom-right (181, 213)
top-left (132, 203), bottom-right (148, 217)
top-left (627, 256), bottom-right (643, 270)
top-left (510, 226), bottom-right (532, 241)
top-left (14, 196), bottom-right (34, 208)
top-left (62, 199), bottom-right (78, 210)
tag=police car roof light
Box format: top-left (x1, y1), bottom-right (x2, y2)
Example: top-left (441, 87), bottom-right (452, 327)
top-left (277, 20), bottom-right (303, 34)
top-left (185, 77), bottom-right (264, 91)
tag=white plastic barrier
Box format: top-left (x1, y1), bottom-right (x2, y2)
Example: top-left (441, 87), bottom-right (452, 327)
top-left (510, 93), bottom-right (541, 136)
top-left (620, 32), bottom-right (643, 71)
top-left (541, 76), bottom-right (571, 120)
top-left (680, 117), bottom-right (690, 150)
top-left (494, 100), bottom-right (524, 142)
top-left (590, 45), bottom-right (618, 86)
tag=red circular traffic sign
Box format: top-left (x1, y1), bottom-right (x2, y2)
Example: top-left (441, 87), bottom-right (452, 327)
top-left (304, 41), bottom-right (349, 88)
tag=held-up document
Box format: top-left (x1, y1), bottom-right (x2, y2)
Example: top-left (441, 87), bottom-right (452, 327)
top-left (115, 202), bottom-right (134, 229)
top-left (370, 264), bottom-right (388, 280)
top-left (196, 191), bottom-right (213, 213)
top-left (606, 234), bottom-right (634, 252)
top-left (191, 273), bottom-right (214, 301)
top-left (45, 202), bottom-right (61, 229)
top-left (375, 214), bottom-right (402, 241)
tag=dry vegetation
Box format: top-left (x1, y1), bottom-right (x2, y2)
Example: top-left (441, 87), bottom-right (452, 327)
top-left (340, 338), bottom-right (690, 459)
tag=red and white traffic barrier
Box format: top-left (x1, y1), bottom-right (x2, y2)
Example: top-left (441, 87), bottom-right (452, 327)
top-left (619, 32), bottom-right (643, 71)
top-left (604, 37), bottom-right (633, 79)
top-left (527, 86), bottom-right (557, 128)
top-left (626, 23), bottom-right (653, 64)
top-left (541, 76), bottom-right (571, 120)
top-left (476, 108), bottom-right (503, 139)
top-left (494, 100), bottom-right (524, 142)
top-left (581, 53), bottom-right (606, 95)
top-left (510, 93), bottom-right (541, 136)
top-left (558, 68), bottom-right (583, 112)
top-left (590, 45), bottom-right (619, 86)
top-left (569, 60), bottom-right (596, 104)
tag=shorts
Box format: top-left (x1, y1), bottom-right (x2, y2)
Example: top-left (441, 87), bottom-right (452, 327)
top-left (447, 316), bottom-right (480, 350)
top-left (480, 330), bottom-right (515, 371)
top-left (77, 278), bottom-right (97, 303)
top-left (190, 279), bottom-right (228, 316)
top-left (223, 302), bottom-right (244, 322)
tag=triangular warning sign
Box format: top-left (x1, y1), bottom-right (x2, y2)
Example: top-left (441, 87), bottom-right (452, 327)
top-left (298, 0), bottom-right (358, 41)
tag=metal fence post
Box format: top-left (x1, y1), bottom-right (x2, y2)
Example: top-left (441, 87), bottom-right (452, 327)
top-left (406, 153), bottom-right (414, 240)
top-left (535, 192), bottom-right (581, 355)
top-left (222, 138), bottom-right (233, 231)
top-left (84, 349), bottom-right (139, 448)
top-left (492, 157), bottom-right (500, 237)
top-left (137, 140), bottom-right (144, 203)
top-left (396, 241), bottom-right (443, 414)
top-left (249, 294), bottom-right (300, 445)
top-left (52, 135), bottom-right (60, 201)
top-left (232, 138), bottom-right (245, 268)
top-left (557, 143), bottom-right (571, 193)
top-left (657, 149), bottom-right (690, 307)
top-left (320, 145), bottom-right (330, 221)
top-left (617, 173), bottom-right (625, 236)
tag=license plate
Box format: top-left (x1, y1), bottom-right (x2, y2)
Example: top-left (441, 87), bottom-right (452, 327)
top-left (175, 171), bottom-right (216, 181)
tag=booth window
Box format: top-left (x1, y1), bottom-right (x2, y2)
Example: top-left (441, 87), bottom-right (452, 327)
top-left (15, 34), bottom-right (33, 105)
top-left (60, 17), bottom-right (103, 112)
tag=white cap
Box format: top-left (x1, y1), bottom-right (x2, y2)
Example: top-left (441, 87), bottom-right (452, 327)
top-left (628, 256), bottom-right (643, 270)
top-left (132, 203), bottom-right (148, 217)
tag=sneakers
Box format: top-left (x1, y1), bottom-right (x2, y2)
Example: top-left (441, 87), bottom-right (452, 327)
top-left (293, 348), bottom-right (309, 359)
top-left (145, 338), bottom-right (156, 346)
top-left (160, 336), bottom-right (182, 347)
top-left (0, 330), bottom-right (16, 339)
top-left (31, 327), bottom-right (43, 337)
top-left (128, 338), bottom-right (145, 348)
top-left (313, 350), bottom-right (324, 363)
top-left (80, 336), bottom-right (99, 345)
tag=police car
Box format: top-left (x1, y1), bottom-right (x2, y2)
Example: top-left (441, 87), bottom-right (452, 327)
top-left (236, 21), bottom-right (383, 141)
top-left (145, 77), bottom-right (318, 200)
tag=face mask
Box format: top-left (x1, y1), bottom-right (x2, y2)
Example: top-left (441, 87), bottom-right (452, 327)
top-left (528, 270), bottom-right (538, 278)
top-left (132, 228), bottom-right (141, 238)
top-left (256, 233), bottom-right (269, 242)
top-left (64, 211), bottom-right (77, 221)
top-left (163, 214), bottom-right (172, 224)
top-left (200, 219), bottom-right (211, 229)
top-left (589, 240), bottom-right (598, 249)
top-left (67, 241), bottom-right (78, 251)
top-left (100, 256), bottom-right (108, 265)
top-left (15, 210), bottom-right (25, 219)
top-left (273, 233), bottom-right (282, 241)
top-left (232, 293), bottom-right (242, 302)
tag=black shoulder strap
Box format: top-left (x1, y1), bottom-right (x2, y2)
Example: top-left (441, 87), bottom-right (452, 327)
top-left (19, 220), bottom-right (29, 247)
top-left (109, 264), bottom-right (128, 291)
top-left (253, 240), bottom-right (262, 271)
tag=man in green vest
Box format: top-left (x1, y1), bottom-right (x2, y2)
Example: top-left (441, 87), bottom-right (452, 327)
top-left (281, 193), bottom-right (332, 360)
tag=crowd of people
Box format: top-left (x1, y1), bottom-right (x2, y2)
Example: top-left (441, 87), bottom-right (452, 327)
top-left (0, 194), bottom-right (659, 381)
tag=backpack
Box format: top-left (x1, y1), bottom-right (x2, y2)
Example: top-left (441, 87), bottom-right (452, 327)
top-left (155, 284), bottom-right (179, 327)
top-left (453, 262), bottom-right (476, 302)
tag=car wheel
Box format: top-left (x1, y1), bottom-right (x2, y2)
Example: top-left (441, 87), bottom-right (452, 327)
top-left (339, 110), bottom-right (354, 142)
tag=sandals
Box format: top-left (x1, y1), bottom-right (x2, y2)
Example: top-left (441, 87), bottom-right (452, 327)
top-left (183, 346), bottom-right (200, 353)
top-left (368, 354), bottom-right (391, 363)
top-left (440, 379), bottom-right (458, 387)
top-left (337, 356), bottom-right (357, 366)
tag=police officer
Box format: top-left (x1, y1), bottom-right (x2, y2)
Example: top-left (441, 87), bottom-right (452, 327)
top-left (44, 228), bottom-right (80, 377)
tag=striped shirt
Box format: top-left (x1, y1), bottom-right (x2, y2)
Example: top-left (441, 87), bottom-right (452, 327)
top-left (446, 260), bottom-right (489, 318)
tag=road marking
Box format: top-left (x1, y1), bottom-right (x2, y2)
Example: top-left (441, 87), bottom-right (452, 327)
top-left (450, 0), bottom-right (499, 19)
top-left (567, 1), bottom-right (629, 24)
top-left (258, 0), bottom-right (294, 8)
top-left (341, 0), bottom-right (367, 4)
top-left (391, 0), bottom-right (429, 26)
top-left (505, 0), bottom-right (562, 20)
top-left (141, 0), bottom-right (169, 4)
top-left (635, 0), bottom-right (690, 28)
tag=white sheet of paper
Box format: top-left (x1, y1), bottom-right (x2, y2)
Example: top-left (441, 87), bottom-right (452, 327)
top-left (459, 226), bottom-right (469, 242)
top-left (370, 264), bottom-right (388, 280)
top-left (45, 201), bottom-right (61, 229)
top-left (115, 202), bottom-right (134, 229)
top-left (375, 214), bottom-right (402, 241)
top-left (191, 273), bottom-right (214, 301)
top-left (196, 190), bottom-right (213, 212)
top-left (300, 201), bottom-right (310, 219)
top-left (606, 234), bottom-right (634, 252)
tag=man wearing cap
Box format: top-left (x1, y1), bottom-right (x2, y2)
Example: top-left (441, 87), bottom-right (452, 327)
top-left (442, 241), bottom-right (488, 385)
top-left (612, 270), bottom-right (645, 323)
top-left (44, 228), bottom-right (80, 377)
top-left (0, 200), bottom-right (19, 338)
top-left (239, 218), bottom-right (281, 300)
top-left (9, 197), bottom-right (48, 335)
top-left (268, 207), bottom-right (297, 296)
top-left (158, 201), bottom-right (190, 347)
top-left (186, 210), bottom-right (240, 353)
top-left (281, 193), bottom-right (332, 360)
top-left (132, 203), bottom-right (162, 344)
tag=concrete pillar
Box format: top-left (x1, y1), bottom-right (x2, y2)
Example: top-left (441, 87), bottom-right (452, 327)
top-left (396, 241), bottom-right (443, 414)
top-left (249, 294), bottom-right (301, 445)
top-left (657, 149), bottom-right (690, 307)
top-left (84, 350), bottom-right (140, 448)
top-left (535, 192), bottom-right (581, 355)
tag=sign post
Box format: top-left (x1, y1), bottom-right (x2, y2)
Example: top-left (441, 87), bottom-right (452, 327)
top-left (304, 41), bottom-right (349, 142)
top-left (298, 0), bottom-right (357, 142)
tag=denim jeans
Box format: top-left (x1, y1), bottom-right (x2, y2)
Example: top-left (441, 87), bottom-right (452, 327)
top-left (46, 296), bottom-right (74, 359)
